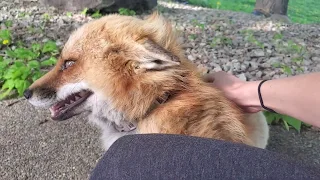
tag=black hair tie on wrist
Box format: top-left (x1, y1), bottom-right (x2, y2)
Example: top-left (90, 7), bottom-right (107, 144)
top-left (258, 80), bottom-right (277, 113)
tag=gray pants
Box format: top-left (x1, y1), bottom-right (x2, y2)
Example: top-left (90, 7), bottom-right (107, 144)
top-left (89, 134), bottom-right (320, 180)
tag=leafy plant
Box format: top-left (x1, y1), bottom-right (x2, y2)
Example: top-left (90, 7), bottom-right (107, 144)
top-left (18, 12), bottom-right (26, 18)
top-left (42, 13), bottom-right (51, 21)
top-left (241, 29), bottom-right (264, 48)
top-left (271, 34), bottom-right (307, 76)
top-left (4, 20), bottom-right (13, 28)
top-left (118, 8), bottom-right (136, 16)
top-left (66, 12), bottom-right (73, 17)
top-left (42, 40), bottom-right (58, 55)
top-left (211, 35), bottom-right (232, 47)
top-left (91, 10), bottom-right (103, 18)
top-left (287, 40), bottom-right (305, 54)
top-left (264, 111), bottom-right (306, 132)
top-left (0, 28), bottom-right (59, 100)
top-left (0, 29), bottom-right (12, 46)
top-left (188, 34), bottom-right (197, 40)
top-left (273, 32), bottom-right (283, 40)
top-left (281, 65), bottom-right (292, 75)
top-left (81, 8), bottom-right (88, 16)
top-left (191, 19), bottom-right (205, 30)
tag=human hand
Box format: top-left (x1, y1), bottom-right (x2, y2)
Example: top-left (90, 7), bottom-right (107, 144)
top-left (203, 71), bottom-right (261, 113)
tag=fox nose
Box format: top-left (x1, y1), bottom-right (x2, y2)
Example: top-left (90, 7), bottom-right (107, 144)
top-left (23, 89), bottom-right (33, 99)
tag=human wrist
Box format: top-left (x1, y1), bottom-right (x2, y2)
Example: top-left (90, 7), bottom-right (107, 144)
top-left (235, 81), bottom-right (263, 110)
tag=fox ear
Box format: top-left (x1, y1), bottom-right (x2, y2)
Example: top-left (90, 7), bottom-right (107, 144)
top-left (137, 39), bottom-right (181, 70)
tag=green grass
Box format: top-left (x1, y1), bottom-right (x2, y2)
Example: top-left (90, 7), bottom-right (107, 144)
top-left (187, 0), bottom-right (320, 24)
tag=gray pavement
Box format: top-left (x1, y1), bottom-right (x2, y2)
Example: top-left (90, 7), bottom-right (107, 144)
top-left (1, 99), bottom-right (320, 179)
top-left (0, 99), bottom-right (103, 179)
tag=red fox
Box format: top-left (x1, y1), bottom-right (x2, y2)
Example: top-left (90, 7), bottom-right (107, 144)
top-left (24, 12), bottom-right (269, 150)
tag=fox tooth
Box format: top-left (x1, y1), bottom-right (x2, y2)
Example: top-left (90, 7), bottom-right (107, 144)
top-left (79, 91), bottom-right (86, 97)
top-left (70, 100), bottom-right (75, 104)
top-left (75, 96), bottom-right (81, 100)
top-left (50, 108), bottom-right (55, 116)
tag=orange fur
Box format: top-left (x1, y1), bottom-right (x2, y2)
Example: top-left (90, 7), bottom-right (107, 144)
top-left (28, 12), bottom-right (265, 147)
top-left (93, 13), bottom-right (252, 145)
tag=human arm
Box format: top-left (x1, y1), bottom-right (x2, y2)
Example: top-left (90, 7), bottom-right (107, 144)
top-left (203, 71), bottom-right (320, 128)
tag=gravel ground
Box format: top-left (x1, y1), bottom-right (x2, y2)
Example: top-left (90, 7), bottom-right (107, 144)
top-left (1, 0), bottom-right (320, 79)
top-left (1, 0), bottom-right (320, 179)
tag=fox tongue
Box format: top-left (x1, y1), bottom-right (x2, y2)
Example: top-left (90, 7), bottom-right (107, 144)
top-left (49, 100), bottom-right (70, 117)
top-left (51, 101), bottom-right (68, 111)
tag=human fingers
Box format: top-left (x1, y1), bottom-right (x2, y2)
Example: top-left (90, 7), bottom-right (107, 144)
top-left (203, 71), bottom-right (228, 83)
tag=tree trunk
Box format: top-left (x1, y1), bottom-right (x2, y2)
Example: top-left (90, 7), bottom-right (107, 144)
top-left (254, 0), bottom-right (289, 17)
top-left (40, 0), bottom-right (157, 12)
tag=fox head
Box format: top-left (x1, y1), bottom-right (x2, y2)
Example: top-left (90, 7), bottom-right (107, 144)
top-left (25, 12), bottom-right (200, 121)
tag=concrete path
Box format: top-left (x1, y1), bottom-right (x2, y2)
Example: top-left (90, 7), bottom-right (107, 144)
top-left (1, 99), bottom-right (320, 179)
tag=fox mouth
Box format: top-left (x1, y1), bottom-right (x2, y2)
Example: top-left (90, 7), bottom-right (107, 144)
top-left (49, 90), bottom-right (93, 120)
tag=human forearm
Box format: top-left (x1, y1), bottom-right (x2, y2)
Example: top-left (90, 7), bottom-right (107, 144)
top-left (239, 73), bottom-right (320, 127)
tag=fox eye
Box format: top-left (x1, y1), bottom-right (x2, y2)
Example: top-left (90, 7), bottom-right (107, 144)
top-left (61, 60), bottom-right (75, 70)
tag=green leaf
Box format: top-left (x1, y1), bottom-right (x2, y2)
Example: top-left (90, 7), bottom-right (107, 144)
top-left (5, 49), bottom-right (16, 58)
top-left (92, 10), bottom-right (102, 18)
top-left (17, 40), bottom-right (26, 47)
top-left (81, 8), bottom-right (88, 15)
top-left (4, 20), bottom-right (13, 28)
top-left (118, 8), bottom-right (136, 16)
top-left (20, 67), bottom-right (31, 80)
top-left (263, 111), bottom-right (275, 124)
top-left (3, 68), bottom-right (17, 79)
top-left (0, 29), bottom-right (11, 41)
top-left (3, 65), bottom-right (24, 80)
top-left (13, 60), bottom-right (24, 68)
top-left (40, 57), bottom-right (57, 67)
top-left (7, 48), bottom-right (38, 60)
top-left (263, 111), bottom-right (281, 125)
top-left (292, 57), bottom-right (303, 63)
top-left (0, 58), bottom-right (10, 69)
top-left (66, 12), bottom-right (73, 17)
top-left (14, 79), bottom-right (23, 89)
top-left (282, 65), bottom-right (292, 75)
top-left (20, 81), bottom-right (31, 96)
top-left (32, 43), bottom-right (41, 53)
top-left (27, 60), bottom-right (40, 69)
top-left (272, 62), bottom-right (281, 68)
top-left (1, 79), bottom-right (15, 90)
top-left (283, 120), bottom-right (290, 131)
top-left (273, 33), bottom-right (283, 40)
top-left (31, 71), bottom-right (44, 82)
top-left (296, 67), bottom-right (304, 73)
top-left (11, 69), bottom-right (23, 79)
top-left (283, 115), bottom-right (302, 133)
top-left (0, 88), bottom-right (12, 100)
top-left (42, 41), bottom-right (58, 54)
top-left (42, 13), bottom-right (51, 21)
top-left (14, 79), bottom-right (30, 96)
